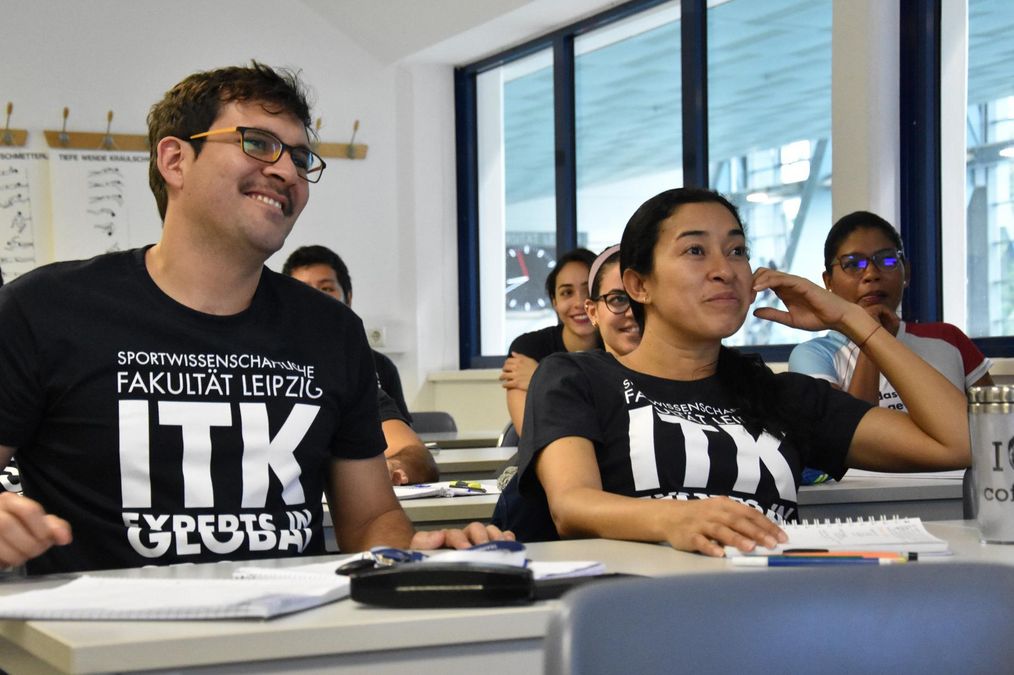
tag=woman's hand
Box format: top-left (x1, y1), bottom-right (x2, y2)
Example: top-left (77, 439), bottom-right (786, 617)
top-left (659, 497), bottom-right (786, 557)
top-left (751, 267), bottom-right (860, 334)
top-left (499, 352), bottom-right (538, 391)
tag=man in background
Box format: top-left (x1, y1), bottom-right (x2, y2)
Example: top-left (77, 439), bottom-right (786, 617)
top-left (282, 245), bottom-right (436, 485)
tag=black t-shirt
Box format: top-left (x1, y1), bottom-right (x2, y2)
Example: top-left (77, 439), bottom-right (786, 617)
top-left (507, 325), bottom-right (566, 362)
top-left (0, 248), bottom-right (386, 574)
top-left (377, 388), bottom-right (406, 425)
top-left (518, 350), bottom-right (870, 523)
top-left (373, 350), bottom-right (411, 423)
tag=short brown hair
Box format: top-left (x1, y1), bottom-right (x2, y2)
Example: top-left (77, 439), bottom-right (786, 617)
top-left (146, 61), bottom-right (313, 220)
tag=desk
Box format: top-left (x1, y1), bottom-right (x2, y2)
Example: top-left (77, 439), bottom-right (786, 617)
top-left (798, 470), bottom-right (963, 521)
top-left (380, 470), bottom-right (967, 534)
top-left (434, 446), bottom-right (516, 481)
top-left (0, 521), bottom-right (1010, 675)
top-left (419, 430), bottom-right (502, 449)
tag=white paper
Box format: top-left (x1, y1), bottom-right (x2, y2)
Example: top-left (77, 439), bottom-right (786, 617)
top-left (0, 574), bottom-right (349, 620)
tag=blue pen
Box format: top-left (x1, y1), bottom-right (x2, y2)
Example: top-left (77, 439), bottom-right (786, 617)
top-left (731, 556), bottom-right (905, 567)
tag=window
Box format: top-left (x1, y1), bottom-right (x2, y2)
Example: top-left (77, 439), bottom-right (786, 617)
top-left (456, 0), bottom-right (859, 367)
top-left (475, 50), bottom-right (557, 355)
top-left (965, 0), bottom-right (1014, 338)
top-left (707, 0), bottom-right (833, 347)
top-left (575, 3), bottom-right (682, 254)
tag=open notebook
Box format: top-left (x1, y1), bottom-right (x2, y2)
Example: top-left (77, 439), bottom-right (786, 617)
top-left (724, 516), bottom-right (951, 557)
top-left (0, 574), bottom-right (349, 620)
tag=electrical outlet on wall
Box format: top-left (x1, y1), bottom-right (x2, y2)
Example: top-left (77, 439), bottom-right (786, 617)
top-left (366, 326), bottom-right (386, 349)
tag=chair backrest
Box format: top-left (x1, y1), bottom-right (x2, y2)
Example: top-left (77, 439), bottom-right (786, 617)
top-left (497, 421), bottom-right (519, 447)
top-left (410, 411), bottom-right (457, 433)
top-left (545, 562), bottom-right (1014, 675)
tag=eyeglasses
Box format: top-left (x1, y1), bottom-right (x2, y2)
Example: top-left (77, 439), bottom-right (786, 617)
top-left (594, 290), bottom-right (631, 314)
top-left (831, 248), bottom-right (904, 276)
top-left (188, 126), bottom-right (326, 183)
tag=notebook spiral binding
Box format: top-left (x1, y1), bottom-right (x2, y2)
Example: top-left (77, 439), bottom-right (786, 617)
top-left (795, 514), bottom-right (902, 527)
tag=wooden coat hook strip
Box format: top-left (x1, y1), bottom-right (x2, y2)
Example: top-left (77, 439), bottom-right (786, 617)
top-left (43, 108), bottom-right (148, 152)
top-left (1, 129), bottom-right (28, 147)
top-left (313, 118), bottom-right (368, 160)
top-left (43, 130), bottom-right (148, 152)
top-left (2, 102), bottom-right (28, 147)
top-left (315, 141), bottom-right (368, 160)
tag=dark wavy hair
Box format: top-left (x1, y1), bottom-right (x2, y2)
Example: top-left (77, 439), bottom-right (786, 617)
top-left (282, 245), bottom-right (352, 300)
top-left (147, 61), bottom-right (314, 220)
top-left (619, 187), bottom-right (793, 441)
top-left (545, 248), bottom-right (596, 300)
top-left (823, 210), bottom-right (904, 274)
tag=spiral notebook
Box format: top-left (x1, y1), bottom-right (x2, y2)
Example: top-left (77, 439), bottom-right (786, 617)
top-left (724, 516), bottom-right (951, 557)
top-left (0, 574), bottom-right (349, 620)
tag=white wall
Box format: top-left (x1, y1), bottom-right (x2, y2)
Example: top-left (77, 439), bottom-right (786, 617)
top-left (0, 0), bottom-right (429, 398)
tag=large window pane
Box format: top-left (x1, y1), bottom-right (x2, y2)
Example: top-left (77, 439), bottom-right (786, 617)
top-left (477, 50), bottom-right (556, 355)
top-left (708, 0), bottom-right (833, 347)
top-left (965, 0), bottom-right (1014, 338)
top-left (575, 2), bottom-right (682, 252)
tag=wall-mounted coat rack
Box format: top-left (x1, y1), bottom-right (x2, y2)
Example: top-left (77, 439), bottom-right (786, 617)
top-left (1, 103), bottom-right (28, 147)
top-left (44, 108), bottom-right (147, 151)
top-left (313, 118), bottom-right (367, 160)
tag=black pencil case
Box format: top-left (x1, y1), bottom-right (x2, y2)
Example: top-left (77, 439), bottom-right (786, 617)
top-left (349, 563), bottom-right (534, 608)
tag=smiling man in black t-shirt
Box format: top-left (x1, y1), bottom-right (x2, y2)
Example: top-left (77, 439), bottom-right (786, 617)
top-left (0, 62), bottom-right (507, 574)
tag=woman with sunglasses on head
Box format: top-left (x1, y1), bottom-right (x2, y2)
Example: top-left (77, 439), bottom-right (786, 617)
top-left (515, 189), bottom-right (970, 556)
top-left (585, 244), bottom-right (642, 357)
top-left (789, 211), bottom-right (992, 407)
top-left (492, 244), bottom-right (641, 542)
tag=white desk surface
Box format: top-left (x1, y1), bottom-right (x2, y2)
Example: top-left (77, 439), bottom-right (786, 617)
top-left (418, 430), bottom-right (502, 449)
top-left (400, 469), bottom-right (965, 529)
top-left (0, 520), bottom-right (1008, 675)
top-left (433, 445), bottom-right (516, 479)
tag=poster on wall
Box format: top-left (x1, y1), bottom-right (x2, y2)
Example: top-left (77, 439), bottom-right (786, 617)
top-left (49, 150), bottom-right (162, 263)
top-left (0, 148), bottom-right (50, 283)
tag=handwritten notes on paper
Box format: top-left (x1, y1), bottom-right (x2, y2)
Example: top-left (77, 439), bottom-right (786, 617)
top-left (0, 148), bottom-right (162, 283)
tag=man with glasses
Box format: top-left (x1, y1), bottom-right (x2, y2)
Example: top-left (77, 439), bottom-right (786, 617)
top-left (0, 62), bottom-right (508, 575)
top-left (789, 210), bottom-right (992, 410)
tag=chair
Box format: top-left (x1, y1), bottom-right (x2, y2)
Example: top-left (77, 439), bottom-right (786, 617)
top-left (544, 562), bottom-right (1014, 675)
top-left (409, 411), bottom-right (457, 433)
top-left (496, 421), bottom-right (519, 448)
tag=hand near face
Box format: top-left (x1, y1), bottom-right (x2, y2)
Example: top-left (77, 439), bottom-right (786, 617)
top-left (0, 492), bottom-right (73, 567)
top-left (499, 352), bottom-right (538, 391)
top-left (751, 268), bottom-right (853, 332)
top-left (409, 522), bottom-right (516, 550)
top-left (864, 303), bottom-right (901, 337)
top-left (662, 496), bottom-right (786, 557)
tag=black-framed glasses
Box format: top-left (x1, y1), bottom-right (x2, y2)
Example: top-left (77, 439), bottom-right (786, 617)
top-left (188, 126), bottom-right (326, 183)
top-left (595, 290), bottom-right (631, 314)
top-left (831, 248), bottom-right (904, 276)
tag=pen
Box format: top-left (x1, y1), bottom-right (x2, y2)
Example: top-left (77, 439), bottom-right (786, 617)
top-left (781, 551), bottom-right (916, 561)
top-left (731, 556), bottom-right (906, 567)
top-left (449, 480), bottom-right (486, 493)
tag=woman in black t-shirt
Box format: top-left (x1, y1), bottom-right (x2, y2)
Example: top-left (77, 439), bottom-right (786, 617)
top-left (499, 248), bottom-right (599, 435)
top-left (521, 188), bottom-right (971, 557)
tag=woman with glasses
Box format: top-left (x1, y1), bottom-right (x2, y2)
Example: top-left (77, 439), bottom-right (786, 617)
top-left (514, 189), bottom-right (970, 556)
top-left (585, 244), bottom-right (641, 357)
top-left (493, 245), bottom-right (641, 542)
top-left (789, 211), bottom-right (992, 407)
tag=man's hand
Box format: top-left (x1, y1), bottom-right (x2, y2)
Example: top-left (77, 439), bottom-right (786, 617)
top-left (0, 492), bottom-right (73, 567)
top-left (409, 522), bottom-right (515, 550)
